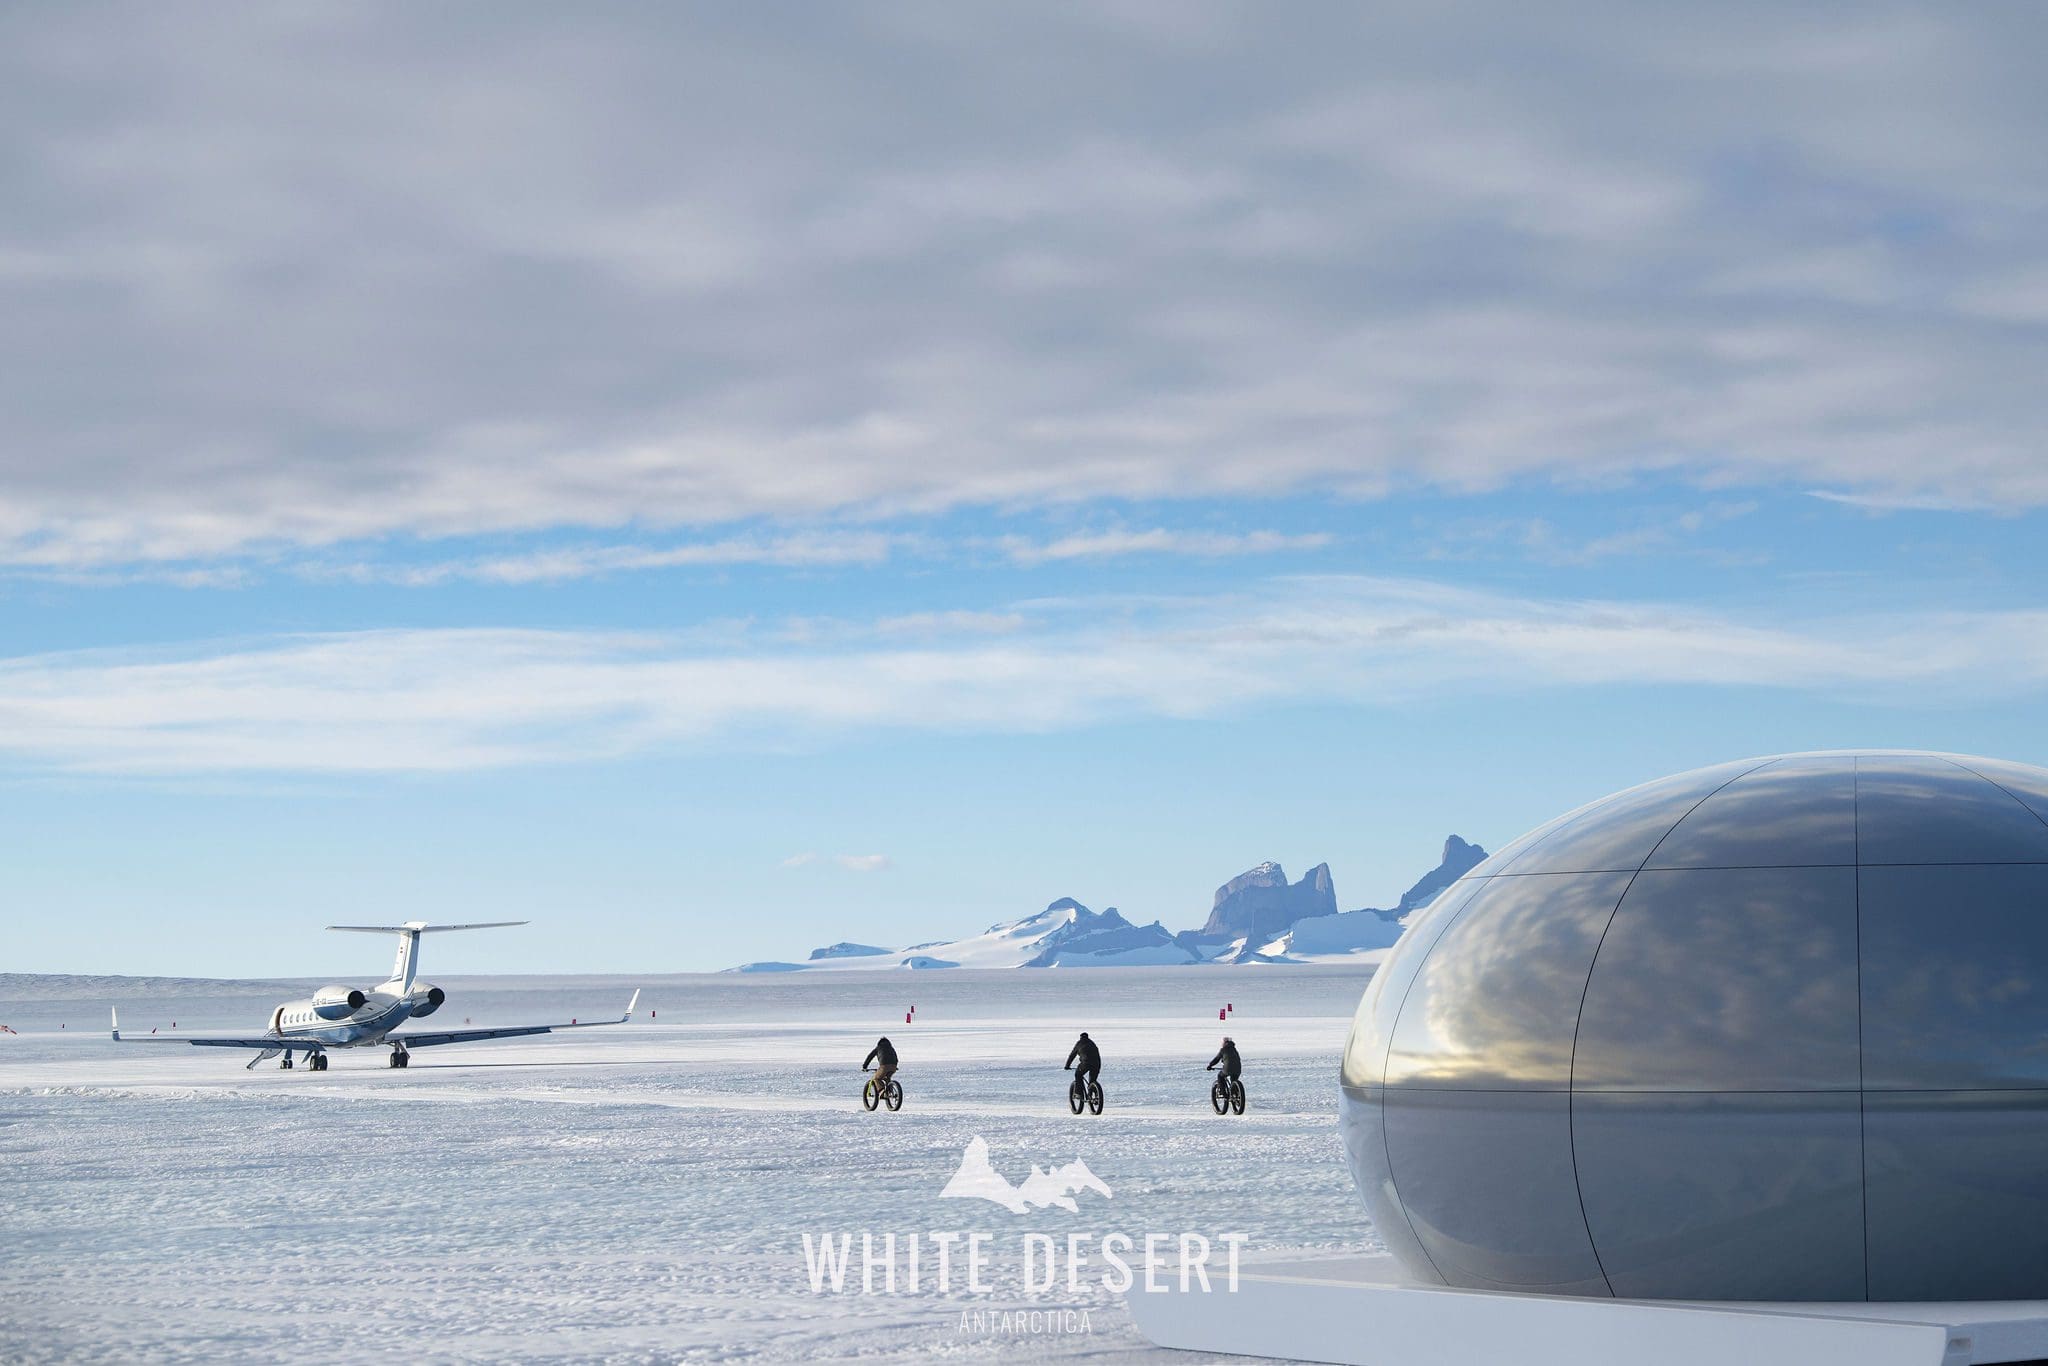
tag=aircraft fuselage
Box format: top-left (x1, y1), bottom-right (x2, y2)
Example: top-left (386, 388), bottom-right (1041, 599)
top-left (269, 981), bottom-right (432, 1049)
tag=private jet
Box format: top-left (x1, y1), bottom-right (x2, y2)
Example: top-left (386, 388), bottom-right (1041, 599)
top-left (111, 921), bottom-right (638, 1071)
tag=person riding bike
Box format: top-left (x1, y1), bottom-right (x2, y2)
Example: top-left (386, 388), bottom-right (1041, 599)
top-left (1064, 1031), bottom-right (1101, 1093)
top-left (863, 1035), bottom-right (898, 1085)
top-left (1207, 1036), bottom-right (1241, 1083)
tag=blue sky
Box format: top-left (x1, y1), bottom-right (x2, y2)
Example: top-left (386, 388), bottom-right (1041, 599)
top-left (3, 4), bottom-right (2047, 975)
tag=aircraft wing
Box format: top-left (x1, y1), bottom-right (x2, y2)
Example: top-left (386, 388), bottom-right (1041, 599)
top-left (183, 1037), bottom-right (322, 1050)
top-left (110, 1008), bottom-right (318, 1050)
top-left (392, 990), bottom-right (640, 1049)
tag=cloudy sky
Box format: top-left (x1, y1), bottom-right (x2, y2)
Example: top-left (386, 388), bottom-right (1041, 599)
top-left (4, 3), bottom-right (2047, 974)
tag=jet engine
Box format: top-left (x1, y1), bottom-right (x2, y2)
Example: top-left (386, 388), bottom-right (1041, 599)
top-left (311, 985), bottom-right (368, 1020)
top-left (408, 983), bottom-right (447, 1018)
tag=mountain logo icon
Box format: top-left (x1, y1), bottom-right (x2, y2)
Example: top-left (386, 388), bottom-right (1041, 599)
top-left (938, 1135), bottom-right (1113, 1214)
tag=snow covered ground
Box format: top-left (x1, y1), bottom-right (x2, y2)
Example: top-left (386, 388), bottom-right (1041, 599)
top-left (1, 968), bottom-right (1384, 1363)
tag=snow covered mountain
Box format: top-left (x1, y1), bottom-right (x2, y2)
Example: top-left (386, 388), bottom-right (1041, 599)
top-left (806, 942), bottom-right (891, 961)
top-left (0, 972), bottom-right (307, 999)
top-left (1388, 835), bottom-right (1487, 915)
top-left (1233, 836), bottom-right (1491, 964)
top-left (734, 898), bottom-right (1196, 972)
top-left (1201, 861), bottom-right (1338, 941)
top-left (729, 835), bottom-right (1488, 972)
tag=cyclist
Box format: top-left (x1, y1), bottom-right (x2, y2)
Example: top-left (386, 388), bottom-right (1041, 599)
top-left (1207, 1036), bottom-right (1241, 1084)
top-left (863, 1035), bottom-right (898, 1087)
top-left (1064, 1031), bottom-right (1101, 1095)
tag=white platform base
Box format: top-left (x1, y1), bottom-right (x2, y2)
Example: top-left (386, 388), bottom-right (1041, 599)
top-left (1125, 1255), bottom-right (2048, 1366)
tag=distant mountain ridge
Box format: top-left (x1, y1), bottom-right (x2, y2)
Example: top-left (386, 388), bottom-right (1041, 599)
top-left (808, 942), bottom-right (890, 960)
top-left (730, 835), bottom-right (1487, 972)
top-left (0, 972), bottom-right (309, 1000)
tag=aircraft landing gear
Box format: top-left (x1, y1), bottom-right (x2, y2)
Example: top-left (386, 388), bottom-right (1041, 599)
top-left (388, 1045), bottom-right (410, 1069)
top-left (309, 1053), bottom-right (328, 1072)
top-left (280, 1052), bottom-right (293, 1070)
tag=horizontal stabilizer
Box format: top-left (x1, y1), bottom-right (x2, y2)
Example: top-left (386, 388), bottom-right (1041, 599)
top-left (329, 921), bottom-right (529, 989)
top-left (325, 921), bottom-right (529, 934)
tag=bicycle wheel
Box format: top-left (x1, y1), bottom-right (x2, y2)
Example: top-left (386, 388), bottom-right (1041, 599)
top-left (1230, 1080), bottom-right (1246, 1115)
top-left (1068, 1081), bottom-right (1084, 1114)
top-left (863, 1078), bottom-right (881, 1111)
top-left (1087, 1081), bottom-right (1104, 1115)
top-left (884, 1078), bottom-right (903, 1111)
top-left (1210, 1079), bottom-right (1228, 1114)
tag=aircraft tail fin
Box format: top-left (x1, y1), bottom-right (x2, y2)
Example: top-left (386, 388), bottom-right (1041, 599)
top-left (326, 921), bottom-right (529, 989)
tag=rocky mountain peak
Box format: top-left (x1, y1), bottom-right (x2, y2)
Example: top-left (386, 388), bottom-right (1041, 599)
top-left (1211, 862), bottom-right (1285, 908)
top-left (1203, 859), bottom-right (1339, 940)
top-left (807, 941), bottom-right (890, 961)
top-left (1391, 835), bottom-right (1489, 914)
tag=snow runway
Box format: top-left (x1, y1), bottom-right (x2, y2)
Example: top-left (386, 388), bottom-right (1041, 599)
top-left (3, 968), bottom-right (1383, 1363)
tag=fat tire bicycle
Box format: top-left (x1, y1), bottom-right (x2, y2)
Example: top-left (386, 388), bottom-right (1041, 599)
top-left (863, 1070), bottom-right (903, 1112)
top-left (1067, 1073), bottom-right (1105, 1115)
top-left (1209, 1072), bottom-right (1246, 1115)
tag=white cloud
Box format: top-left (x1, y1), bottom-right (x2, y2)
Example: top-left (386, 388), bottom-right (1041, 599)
top-left (782, 850), bottom-right (892, 872)
top-left (1805, 489), bottom-right (2010, 514)
top-left (2, 577), bottom-right (2047, 775)
top-left (309, 533), bottom-right (903, 586)
top-left (1, 6), bottom-right (2047, 568)
top-left (5, 526), bottom-right (1333, 589)
top-left (258, 527), bottom-right (1323, 588)
top-left (1000, 528), bottom-right (1332, 566)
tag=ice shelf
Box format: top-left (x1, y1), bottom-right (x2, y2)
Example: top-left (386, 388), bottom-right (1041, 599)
top-left (1126, 1255), bottom-right (2048, 1366)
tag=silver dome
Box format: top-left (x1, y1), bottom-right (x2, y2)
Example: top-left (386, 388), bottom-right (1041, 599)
top-left (1340, 751), bottom-right (2048, 1302)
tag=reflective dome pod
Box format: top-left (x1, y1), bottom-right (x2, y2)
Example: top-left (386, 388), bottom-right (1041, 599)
top-left (1340, 750), bottom-right (2048, 1302)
